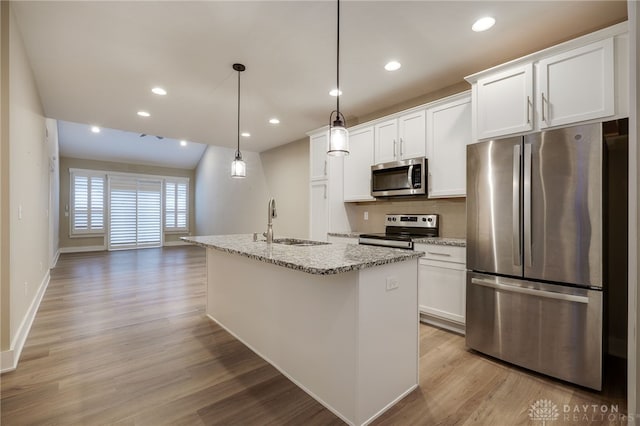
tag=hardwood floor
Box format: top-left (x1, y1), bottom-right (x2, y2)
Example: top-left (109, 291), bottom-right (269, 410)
top-left (1, 246), bottom-right (627, 425)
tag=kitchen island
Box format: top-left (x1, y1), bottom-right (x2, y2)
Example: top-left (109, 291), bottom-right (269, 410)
top-left (182, 234), bottom-right (422, 426)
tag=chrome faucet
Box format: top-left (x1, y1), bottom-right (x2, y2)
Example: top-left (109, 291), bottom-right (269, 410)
top-left (263, 198), bottom-right (277, 243)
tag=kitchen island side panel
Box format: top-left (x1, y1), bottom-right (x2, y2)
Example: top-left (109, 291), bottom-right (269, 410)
top-left (205, 248), bottom-right (419, 426)
top-left (206, 248), bottom-right (358, 423)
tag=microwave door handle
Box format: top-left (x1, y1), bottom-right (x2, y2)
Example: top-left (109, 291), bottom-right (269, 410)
top-left (407, 165), bottom-right (414, 189)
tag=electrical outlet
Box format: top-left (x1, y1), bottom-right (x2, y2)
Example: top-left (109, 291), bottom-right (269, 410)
top-left (386, 277), bottom-right (399, 291)
top-left (19, 205), bottom-right (23, 220)
top-left (364, 211), bottom-right (369, 221)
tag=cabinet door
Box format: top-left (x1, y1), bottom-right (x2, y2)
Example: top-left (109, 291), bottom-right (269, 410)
top-left (426, 95), bottom-right (471, 198)
top-left (344, 127), bottom-right (375, 201)
top-left (309, 181), bottom-right (328, 241)
top-left (310, 133), bottom-right (328, 181)
top-left (538, 38), bottom-right (614, 129)
top-left (419, 260), bottom-right (466, 324)
top-left (374, 119), bottom-right (398, 164)
top-left (476, 63), bottom-right (533, 140)
top-left (398, 110), bottom-right (426, 160)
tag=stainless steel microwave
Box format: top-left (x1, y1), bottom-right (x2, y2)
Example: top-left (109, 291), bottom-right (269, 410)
top-left (371, 157), bottom-right (427, 197)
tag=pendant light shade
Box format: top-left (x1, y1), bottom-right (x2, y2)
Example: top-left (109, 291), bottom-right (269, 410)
top-left (327, 0), bottom-right (349, 156)
top-left (231, 63), bottom-right (247, 178)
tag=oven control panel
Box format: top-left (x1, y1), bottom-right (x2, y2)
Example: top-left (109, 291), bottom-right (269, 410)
top-left (385, 214), bottom-right (438, 228)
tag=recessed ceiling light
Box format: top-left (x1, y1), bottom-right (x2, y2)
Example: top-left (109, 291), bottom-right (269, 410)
top-left (329, 89), bottom-right (342, 97)
top-left (137, 111), bottom-right (150, 117)
top-left (90, 126), bottom-right (100, 133)
top-left (241, 132), bottom-right (251, 137)
top-left (180, 140), bottom-right (187, 146)
top-left (472, 16), bottom-right (496, 32)
top-left (269, 118), bottom-right (280, 125)
top-left (384, 61), bottom-right (402, 71)
top-left (152, 87), bottom-right (167, 96)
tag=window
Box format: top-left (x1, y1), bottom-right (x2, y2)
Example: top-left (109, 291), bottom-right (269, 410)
top-left (164, 179), bottom-right (189, 232)
top-left (70, 170), bottom-right (105, 235)
top-left (108, 176), bottom-right (162, 250)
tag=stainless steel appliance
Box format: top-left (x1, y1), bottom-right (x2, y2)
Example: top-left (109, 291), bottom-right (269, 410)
top-left (359, 214), bottom-right (438, 249)
top-left (465, 119), bottom-right (628, 391)
top-left (371, 157), bottom-right (427, 197)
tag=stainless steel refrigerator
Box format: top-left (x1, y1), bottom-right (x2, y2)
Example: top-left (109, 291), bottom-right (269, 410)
top-left (465, 119), bottom-right (628, 391)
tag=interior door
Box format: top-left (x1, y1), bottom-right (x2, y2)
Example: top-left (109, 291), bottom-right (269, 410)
top-left (524, 124), bottom-right (603, 287)
top-left (466, 137), bottom-right (523, 276)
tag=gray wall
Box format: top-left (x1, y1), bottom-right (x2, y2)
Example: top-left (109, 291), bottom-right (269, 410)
top-left (194, 144), bottom-right (270, 236)
top-left (259, 138), bottom-right (309, 239)
top-left (58, 157), bottom-right (195, 249)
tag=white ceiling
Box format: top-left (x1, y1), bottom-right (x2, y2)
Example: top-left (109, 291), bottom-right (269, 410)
top-left (13, 1), bottom-right (627, 156)
top-left (57, 121), bottom-right (207, 169)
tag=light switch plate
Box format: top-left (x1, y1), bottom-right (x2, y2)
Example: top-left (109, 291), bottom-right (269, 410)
top-left (386, 277), bottom-right (399, 291)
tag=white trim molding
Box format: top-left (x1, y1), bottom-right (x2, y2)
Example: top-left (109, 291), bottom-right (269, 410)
top-left (1, 271), bottom-right (50, 374)
top-left (163, 240), bottom-right (190, 247)
top-left (59, 245), bottom-right (106, 254)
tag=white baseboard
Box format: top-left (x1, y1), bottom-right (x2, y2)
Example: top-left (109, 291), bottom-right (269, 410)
top-left (420, 313), bottom-right (465, 336)
top-left (1, 270), bottom-right (50, 374)
top-left (59, 245), bottom-right (106, 254)
top-left (163, 240), bottom-right (190, 247)
top-left (51, 248), bottom-right (60, 268)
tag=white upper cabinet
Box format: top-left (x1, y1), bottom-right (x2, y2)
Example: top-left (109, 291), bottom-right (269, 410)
top-left (374, 111), bottom-right (425, 164)
top-left (537, 38), bottom-right (614, 129)
top-left (398, 110), bottom-right (427, 160)
top-left (374, 119), bottom-right (398, 164)
top-left (468, 23), bottom-right (627, 142)
top-left (310, 181), bottom-right (329, 241)
top-left (476, 63), bottom-right (534, 140)
top-left (344, 126), bottom-right (375, 202)
top-left (310, 132), bottom-right (328, 181)
top-left (426, 93), bottom-right (471, 198)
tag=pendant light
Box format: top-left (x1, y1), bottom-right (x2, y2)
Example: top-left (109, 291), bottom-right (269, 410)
top-left (231, 63), bottom-right (247, 178)
top-left (327, 0), bottom-right (349, 156)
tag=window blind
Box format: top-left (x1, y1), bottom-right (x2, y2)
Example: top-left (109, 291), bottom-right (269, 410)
top-left (71, 172), bottom-right (105, 234)
top-left (108, 176), bottom-right (162, 250)
top-left (165, 180), bottom-right (188, 231)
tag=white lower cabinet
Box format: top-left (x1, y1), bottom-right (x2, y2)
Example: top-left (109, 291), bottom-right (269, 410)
top-left (415, 244), bottom-right (466, 334)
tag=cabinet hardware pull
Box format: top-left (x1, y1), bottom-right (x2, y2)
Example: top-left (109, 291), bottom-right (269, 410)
top-left (541, 93), bottom-right (547, 123)
top-left (324, 160), bottom-right (327, 176)
top-left (400, 138), bottom-right (404, 157)
top-left (393, 140), bottom-right (397, 158)
top-left (427, 251), bottom-right (451, 257)
top-left (324, 185), bottom-right (327, 199)
top-left (526, 96), bottom-right (531, 124)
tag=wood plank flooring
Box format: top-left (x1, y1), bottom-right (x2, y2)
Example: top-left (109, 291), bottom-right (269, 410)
top-left (0, 246), bottom-right (628, 425)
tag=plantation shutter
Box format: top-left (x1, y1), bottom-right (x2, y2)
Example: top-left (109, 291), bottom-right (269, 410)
top-left (164, 180), bottom-right (188, 231)
top-left (108, 176), bottom-right (162, 250)
top-left (71, 172), bottom-right (105, 234)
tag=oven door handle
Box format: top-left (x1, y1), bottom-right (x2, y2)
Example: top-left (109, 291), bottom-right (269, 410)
top-left (407, 165), bottom-right (414, 189)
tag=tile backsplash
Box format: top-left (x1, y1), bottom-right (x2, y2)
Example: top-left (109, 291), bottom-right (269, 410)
top-left (344, 198), bottom-right (466, 238)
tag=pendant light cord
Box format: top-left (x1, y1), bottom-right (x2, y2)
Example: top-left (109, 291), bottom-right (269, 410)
top-left (336, 0), bottom-right (340, 115)
top-left (237, 69), bottom-right (241, 158)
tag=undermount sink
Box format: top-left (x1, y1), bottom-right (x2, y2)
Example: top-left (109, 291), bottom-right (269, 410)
top-left (272, 238), bottom-right (331, 247)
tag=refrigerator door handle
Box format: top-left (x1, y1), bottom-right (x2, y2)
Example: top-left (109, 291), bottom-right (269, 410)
top-left (512, 145), bottom-right (521, 266)
top-left (471, 277), bottom-right (589, 304)
top-left (524, 142), bottom-right (532, 268)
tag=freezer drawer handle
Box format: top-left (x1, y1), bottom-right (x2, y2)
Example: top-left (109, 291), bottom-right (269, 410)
top-left (471, 277), bottom-right (589, 304)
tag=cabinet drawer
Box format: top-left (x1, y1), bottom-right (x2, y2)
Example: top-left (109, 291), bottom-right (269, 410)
top-left (415, 244), bottom-right (465, 264)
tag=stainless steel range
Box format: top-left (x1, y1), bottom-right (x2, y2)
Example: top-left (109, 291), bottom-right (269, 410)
top-left (359, 214), bottom-right (438, 250)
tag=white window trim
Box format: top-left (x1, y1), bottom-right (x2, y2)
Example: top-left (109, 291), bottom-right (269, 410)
top-left (69, 169), bottom-right (106, 237)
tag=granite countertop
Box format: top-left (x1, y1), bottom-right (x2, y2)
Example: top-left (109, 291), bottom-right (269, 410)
top-left (412, 237), bottom-right (466, 247)
top-left (182, 234), bottom-right (423, 276)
